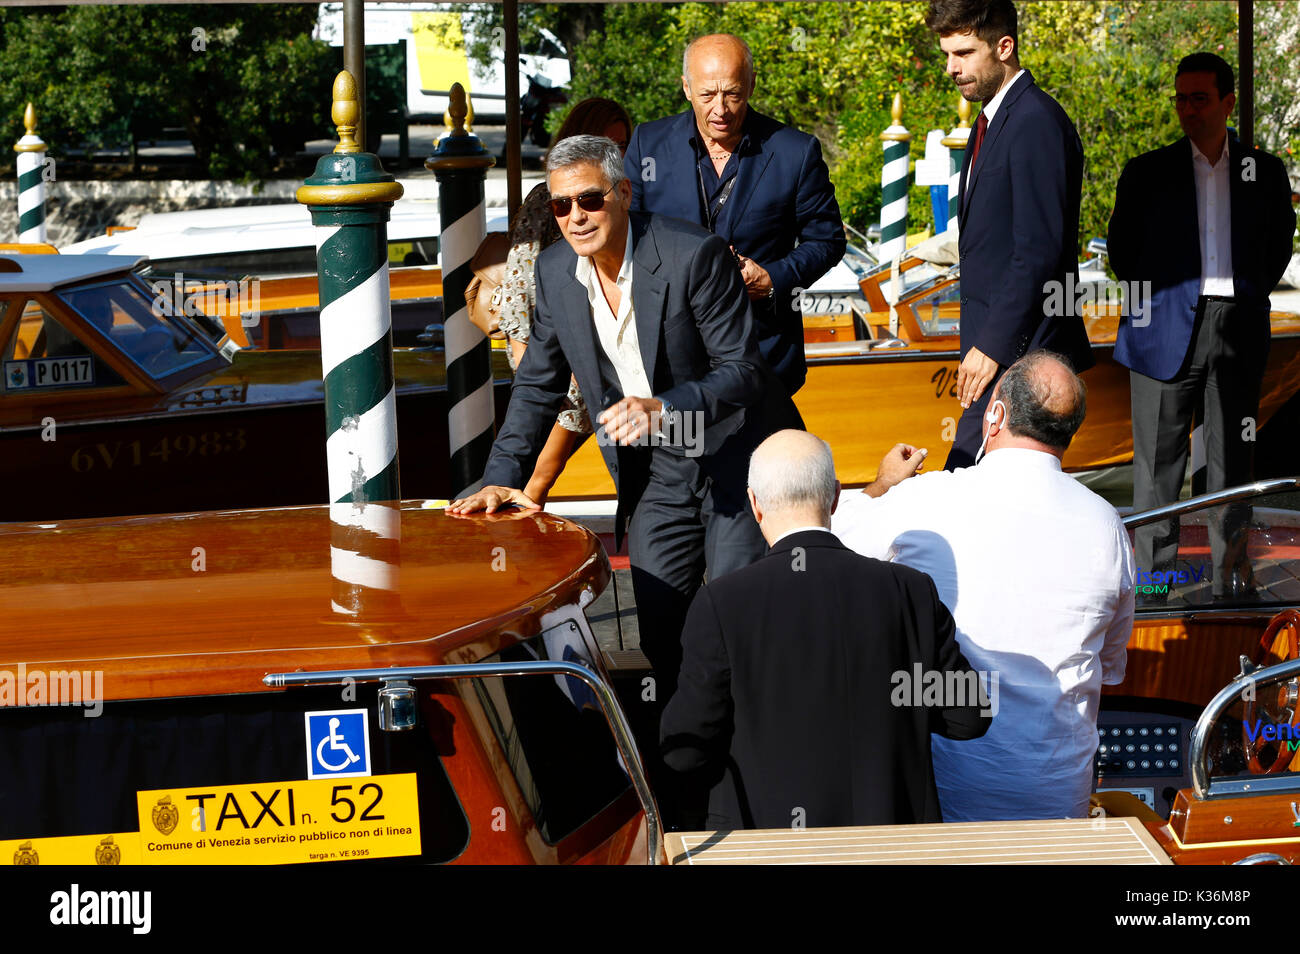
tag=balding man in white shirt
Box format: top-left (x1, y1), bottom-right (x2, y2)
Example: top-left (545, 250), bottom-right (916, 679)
top-left (832, 351), bottom-right (1135, 821)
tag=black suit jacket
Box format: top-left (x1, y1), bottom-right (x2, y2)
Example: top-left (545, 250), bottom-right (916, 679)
top-left (481, 211), bottom-right (789, 537)
top-left (1108, 135), bottom-right (1295, 381)
top-left (625, 108), bottom-right (846, 395)
top-left (958, 70), bottom-right (1093, 373)
top-left (660, 530), bottom-right (991, 831)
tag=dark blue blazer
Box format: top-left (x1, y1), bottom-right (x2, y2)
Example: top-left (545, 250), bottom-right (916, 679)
top-left (957, 70), bottom-right (1093, 373)
top-left (624, 108), bottom-right (846, 394)
top-left (1108, 136), bottom-right (1295, 381)
top-left (481, 212), bottom-right (785, 536)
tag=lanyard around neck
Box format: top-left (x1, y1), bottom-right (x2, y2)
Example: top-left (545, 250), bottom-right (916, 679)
top-left (697, 154), bottom-right (738, 233)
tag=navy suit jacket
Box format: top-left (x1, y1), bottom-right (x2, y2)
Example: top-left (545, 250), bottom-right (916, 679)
top-left (624, 108), bottom-right (846, 394)
top-left (1108, 135), bottom-right (1295, 381)
top-left (660, 530), bottom-right (990, 831)
top-left (957, 70), bottom-right (1093, 373)
top-left (481, 212), bottom-right (782, 536)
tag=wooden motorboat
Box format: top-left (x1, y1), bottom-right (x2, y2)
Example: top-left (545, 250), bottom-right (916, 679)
top-left (0, 501), bottom-right (647, 865)
top-left (50, 220), bottom-right (1300, 502)
top-left (548, 251), bottom-right (1300, 497)
top-left (0, 253), bottom-right (513, 522)
top-left (1, 477), bottom-right (1299, 865)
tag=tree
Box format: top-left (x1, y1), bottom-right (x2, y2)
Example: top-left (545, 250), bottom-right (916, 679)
top-left (0, 5), bottom-right (335, 180)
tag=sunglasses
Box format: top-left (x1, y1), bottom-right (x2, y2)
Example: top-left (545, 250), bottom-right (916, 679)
top-left (548, 185), bottom-right (615, 218)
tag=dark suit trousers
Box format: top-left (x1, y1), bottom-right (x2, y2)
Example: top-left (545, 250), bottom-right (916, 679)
top-left (1131, 298), bottom-right (1269, 594)
top-left (943, 365), bottom-right (1006, 471)
top-left (627, 446), bottom-right (766, 706)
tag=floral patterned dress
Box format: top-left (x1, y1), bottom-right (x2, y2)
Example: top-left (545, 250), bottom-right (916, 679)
top-left (497, 181), bottom-right (593, 435)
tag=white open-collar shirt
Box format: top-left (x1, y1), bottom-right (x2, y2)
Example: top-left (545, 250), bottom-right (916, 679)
top-left (574, 220), bottom-right (654, 400)
top-left (832, 448), bottom-right (1135, 820)
top-left (1190, 135), bottom-right (1235, 298)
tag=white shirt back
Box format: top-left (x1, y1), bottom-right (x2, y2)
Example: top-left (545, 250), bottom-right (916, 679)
top-left (832, 448), bottom-right (1135, 820)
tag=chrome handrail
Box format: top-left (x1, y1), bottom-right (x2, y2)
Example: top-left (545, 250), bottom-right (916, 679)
top-left (264, 660), bottom-right (662, 865)
top-left (1189, 655), bottom-right (1300, 799)
top-left (1123, 477), bottom-right (1300, 529)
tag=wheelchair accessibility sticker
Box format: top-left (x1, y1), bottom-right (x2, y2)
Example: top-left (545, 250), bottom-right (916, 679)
top-left (304, 709), bottom-right (371, 780)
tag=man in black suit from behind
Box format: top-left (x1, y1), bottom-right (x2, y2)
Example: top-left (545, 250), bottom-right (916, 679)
top-left (926, 0), bottom-right (1093, 469)
top-left (660, 430), bottom-right (991, 831)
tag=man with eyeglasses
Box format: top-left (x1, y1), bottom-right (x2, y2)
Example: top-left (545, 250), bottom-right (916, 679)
top-left (451, 134), bottom-right (797, 717)
top-left (1109, 52), bottom-right (1296, 599)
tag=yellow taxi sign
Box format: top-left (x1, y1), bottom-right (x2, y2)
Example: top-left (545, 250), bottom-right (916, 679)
top-left (135, 774), bottom-right (421, 864)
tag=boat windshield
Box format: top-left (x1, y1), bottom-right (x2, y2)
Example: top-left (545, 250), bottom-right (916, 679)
top-left (59, 280), bottom-right (214, 380)
top-left (910, 280), bottom-right (962, 337)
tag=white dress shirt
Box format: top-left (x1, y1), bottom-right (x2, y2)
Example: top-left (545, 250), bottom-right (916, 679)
top-left (831, 448), bottom-right (1135, 821)
top-left (574, 221), bottom-right (653, 400)
top-left (1191, 136), bottom-right (1235, 298)
top-left (981, 68), bottom-right (1026, 124)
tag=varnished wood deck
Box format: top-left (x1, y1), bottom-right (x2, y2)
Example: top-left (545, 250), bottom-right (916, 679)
top-left (667, 818), bottom-right (1172, 865)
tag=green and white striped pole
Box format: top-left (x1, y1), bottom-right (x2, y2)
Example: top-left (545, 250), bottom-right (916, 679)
top-left (879, 92), bottom-right (912, 262)
top-left (297, 71), bottom-right (404, 506)
top-left (426, 84), bottom-right (496, 498)
top-left (14, 103), bottom-right (47, 243)
top-left (941, 96), bottom-right (972, 235)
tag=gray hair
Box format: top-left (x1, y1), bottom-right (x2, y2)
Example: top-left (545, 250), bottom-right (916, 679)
top-left (682, 34), bottom-right (755, 88)
top-left (546, 135), bottom-right (626, 187)
top-left (998, 350), bottom-right (1087, 451)
top-left (748, 432), bottom-right (837, 521)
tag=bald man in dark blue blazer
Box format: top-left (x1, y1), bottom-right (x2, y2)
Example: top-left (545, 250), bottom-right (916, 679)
top-left (625, 33), bottom-right (845, 398)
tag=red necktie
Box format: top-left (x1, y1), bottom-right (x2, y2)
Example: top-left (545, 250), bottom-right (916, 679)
top-left (969, 111), bottom-right (988, 169)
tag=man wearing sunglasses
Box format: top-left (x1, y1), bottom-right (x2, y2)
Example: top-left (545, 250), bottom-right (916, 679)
top-left (1108, 52), bottom-right (1296, 598)
top-left (451, 134), bottom-right (796, 714)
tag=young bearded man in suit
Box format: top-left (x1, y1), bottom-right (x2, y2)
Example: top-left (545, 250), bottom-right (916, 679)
top-left (623, 33), bottom-right (846, 398)
top-left (450, 135), bottom-right (797, 705)
top-left (1108, 52), bottom-right (1296, 598)
top-left (660, 429), bottom-right (991, 831)
top-left (926, 0), bottom-right (1093, 470)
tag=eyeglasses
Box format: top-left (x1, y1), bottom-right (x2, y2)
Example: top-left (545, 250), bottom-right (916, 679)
top-left (548, 185), bottom-right (614, 218)
top-left (1171, 92), bottom-right (1213, 108)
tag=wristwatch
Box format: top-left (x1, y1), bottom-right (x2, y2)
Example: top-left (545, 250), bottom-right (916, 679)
top-left (657, 399), bottom-right (675, 442)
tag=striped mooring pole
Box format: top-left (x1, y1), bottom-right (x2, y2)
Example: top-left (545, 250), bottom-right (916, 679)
top-left (426, 84), bottom-right (495, 498)
top-left (296, 70), bottom-right (404, 507)
top-left (941, 96), bottom-right (972, 235)
top-left (878, 92), bottom-right (912, 262)
top-left (14, 103), bottom-right (47, 243)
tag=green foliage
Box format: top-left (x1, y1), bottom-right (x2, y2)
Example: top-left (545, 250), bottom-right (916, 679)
top-left (558, 0), bottom-right (1293, 259)
top-left (0, 5), bottom-right (334, 180)
top-left (564, 3), bottom-right (685, 128)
